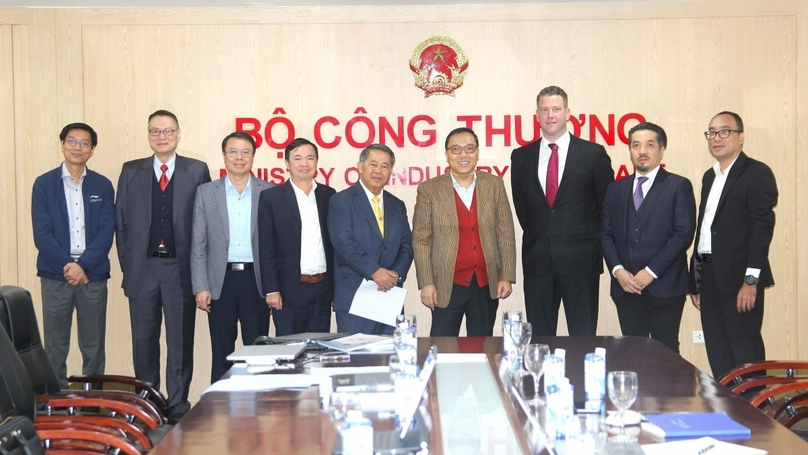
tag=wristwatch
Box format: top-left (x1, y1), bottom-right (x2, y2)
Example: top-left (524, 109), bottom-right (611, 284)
top-left (744, 275), bottom-right (759, 286)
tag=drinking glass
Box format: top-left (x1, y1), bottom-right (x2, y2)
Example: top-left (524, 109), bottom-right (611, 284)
top-left (502, 310), bottom-right (523, 370)
top-left (606, 371), bottom-right (638, 443)
top-left (328, 392), bottom-right (362, 434)
top-left (523, 343), bottom-right (550, 404)
top-left (507, 322), bottom-right (532, 382)
top-left (563, 413), bottom-right (607, 454)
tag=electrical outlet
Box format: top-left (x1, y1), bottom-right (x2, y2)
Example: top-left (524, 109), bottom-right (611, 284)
top-left (692, 331), bottom-right (705, 344)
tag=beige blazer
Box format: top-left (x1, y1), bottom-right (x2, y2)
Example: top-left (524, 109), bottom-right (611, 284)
top-left (412, 171), bottom-right (516, 308)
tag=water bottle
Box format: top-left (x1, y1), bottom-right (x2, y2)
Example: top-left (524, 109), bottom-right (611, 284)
top-left (584, 348), bottom-right (606, 414)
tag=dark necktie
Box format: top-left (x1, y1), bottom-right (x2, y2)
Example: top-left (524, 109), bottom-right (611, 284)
top-left (546, 143), bottom-right (559, 207)
top-left (634, 176), bottom-right (648, 210)
top-left (159, 164), bottom-right (169, 192)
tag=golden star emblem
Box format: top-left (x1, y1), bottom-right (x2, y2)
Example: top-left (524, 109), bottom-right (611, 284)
top-left (432, 47), bottom-right (445, 60)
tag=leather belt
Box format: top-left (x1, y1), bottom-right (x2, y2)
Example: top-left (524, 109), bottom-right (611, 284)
top-left (227, 262), bottom-right (253, 271)
top-left (699, 254), bottom-right (713, 263)
top-left (301, 272), bottom-right (326, 284)
top-left (151, 251), bottom-right (175, 258)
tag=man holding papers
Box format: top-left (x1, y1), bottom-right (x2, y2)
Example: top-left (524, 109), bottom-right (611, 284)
top-left (413, 127), bottom-right (517, 336)
top-left (328, 144), bottom-right (413, 334)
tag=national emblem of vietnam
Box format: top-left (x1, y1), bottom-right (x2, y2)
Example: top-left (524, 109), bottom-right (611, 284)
top-left (409, 36), bottom-right (469, 98)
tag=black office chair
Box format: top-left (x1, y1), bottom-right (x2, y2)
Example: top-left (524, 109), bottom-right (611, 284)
top-left (0, 315), bottom-right (142, 455)
top-left (0, 285), bottom-right (168, 447)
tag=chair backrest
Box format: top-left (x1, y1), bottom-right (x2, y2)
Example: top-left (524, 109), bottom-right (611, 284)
top-left (0, 318), bottom-right (37, 420)
top-left (0, 286), bottom-right (62, 395)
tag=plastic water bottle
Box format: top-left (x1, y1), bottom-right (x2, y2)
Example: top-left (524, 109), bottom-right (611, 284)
top-left (584, 348), bottom-right (606, 414)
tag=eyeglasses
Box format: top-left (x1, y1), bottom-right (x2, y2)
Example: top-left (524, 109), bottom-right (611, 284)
top-left (225, 149), bottom-right (254, 158)
top-left (704, 129), bottom-right (740, 140)
top-left (149, 128), bottom-right (177, 137)
top-left (64, 138), bottom-right (92, 149)
top-left (447, 144), bottom-right (478, 155)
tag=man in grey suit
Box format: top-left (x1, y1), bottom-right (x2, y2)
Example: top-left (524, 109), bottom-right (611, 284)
top-left (116, 110), bottom-right (211, 423)
top-left (191, 132), bottom-right (272, 383)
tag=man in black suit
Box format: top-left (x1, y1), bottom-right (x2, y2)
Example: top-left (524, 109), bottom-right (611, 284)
top-left (600, 122), bottom-right (696, 353)
top-left (116, 110), bottom-right (211, 423)
top-left (258, 137), bottom-right (336, 336)
top-left (689, 111), bottom-right (778, 379)
top-left (511, 86), bottom-right (614, 336)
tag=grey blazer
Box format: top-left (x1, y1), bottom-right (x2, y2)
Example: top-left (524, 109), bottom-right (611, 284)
top-left (190, 175), bottom-right (272, 299)
top-left (116, 154), bottom-right (211, 298)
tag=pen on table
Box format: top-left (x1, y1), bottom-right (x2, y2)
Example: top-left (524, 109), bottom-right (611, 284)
top-left (697, 443), bottom-right (715, 455)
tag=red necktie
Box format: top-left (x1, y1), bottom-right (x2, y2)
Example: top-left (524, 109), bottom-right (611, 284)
top-left (159, 164), bottom-right (169, 191)
top-left (546, 143), bottom-right (559, 207)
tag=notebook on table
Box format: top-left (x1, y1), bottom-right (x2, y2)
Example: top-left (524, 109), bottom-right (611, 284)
top-left (642, 412), bottom-right (751, 439)
top-left (226, 344), bottom-right (306, 366)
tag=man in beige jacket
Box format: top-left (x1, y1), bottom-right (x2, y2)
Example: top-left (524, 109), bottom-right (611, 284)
top-left (413, 127), bottom-right (517, 336)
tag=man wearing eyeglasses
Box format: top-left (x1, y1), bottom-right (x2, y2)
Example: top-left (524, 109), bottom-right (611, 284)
top-left (190, 132), bottom-right (272, 383)
top-left (116, 110), bottom-right (211, 423)
top-left (32, 122), bottom-right (115, 390)
top-left (412, 127), bottom-right (516, 336)
top-left (689, 111), bottom-right (778, 379)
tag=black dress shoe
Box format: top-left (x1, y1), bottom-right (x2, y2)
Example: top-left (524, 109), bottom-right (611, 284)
top-left (166, 408), bottom-right (187, 425)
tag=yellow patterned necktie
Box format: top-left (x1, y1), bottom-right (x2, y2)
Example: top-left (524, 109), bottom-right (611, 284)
top-left (372, 196), bottom-right (384, 237)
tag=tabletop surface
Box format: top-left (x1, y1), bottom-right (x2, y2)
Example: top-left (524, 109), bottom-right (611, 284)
top-left (149, 336), bottom-right (808, 454)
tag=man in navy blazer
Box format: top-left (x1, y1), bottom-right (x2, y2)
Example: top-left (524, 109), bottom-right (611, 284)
top-left (689, 112), bottom-right (778, 378)
top-left (259, 138), bottom-right (336, 336)
top-left (116, 110), bottom-right (210, 423)
top-left (600, 122), bottom-right (696, 353)
top-left (32, 122), bottom-right (115, 389)
top-left (328, 144), bottom-right (413, 335)
top-left (511, 86), bottom-right (614, 336)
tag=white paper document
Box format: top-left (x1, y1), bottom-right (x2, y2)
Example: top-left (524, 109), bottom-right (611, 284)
top-left (202, 374), bottom-right (322, 395)
top-left (348, 279), bottom-right (407, 326)
top-left (642, 436), bottom-right (767, 455)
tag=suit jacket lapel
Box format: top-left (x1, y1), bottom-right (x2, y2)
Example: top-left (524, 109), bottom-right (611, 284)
top-left (556, 136), bottom-right (580, 203)
top-left (354, 184), bottom-right (383, 240)
top-left (314, 184), bottom-right (329, 235)
top-left (136, 157), bottom-right (154, 219)
top-left (214, 178), bottom-right (229, 244)
top-left (281, 180), bottom-right (303, 226)
top-left (715, 152), bottom-right (747, 219)
top-left (525, 141), bottom-right (548, 208)
top-left (438, 175), bottom-right (459, 230)
top-left (639, 168), bottom-right (670, 226)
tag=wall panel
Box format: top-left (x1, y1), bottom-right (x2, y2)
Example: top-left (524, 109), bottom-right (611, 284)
top-left (0, 1), bottom-right (802, 404)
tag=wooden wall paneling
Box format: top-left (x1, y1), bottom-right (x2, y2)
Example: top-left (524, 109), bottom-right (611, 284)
top-left (0, 1), bottom-right (800, 403)
top-left (0, 25), bottom-right (16, 286)
top-left (796, 0), bottom-right (808, 361)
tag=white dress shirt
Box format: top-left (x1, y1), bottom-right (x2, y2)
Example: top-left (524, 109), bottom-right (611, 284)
top-left (61, 163), bottom-right (87, 256)
top-left (292, 180), bottom-right (327, 275)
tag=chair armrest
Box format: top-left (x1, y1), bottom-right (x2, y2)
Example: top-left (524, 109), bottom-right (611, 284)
top-left (749, 380), bottom-right (808, 408)
top-left (68, 374), bottom-right (168, 411)
top-left (55, 390), bottom-right (164, 423)
top-left (718, 360), bottom-right (808, 386)
top-left (37, 415), bottom-right (152, 450)
top-left (37, 428), bottom-right (142, 455)
top-left (37, 395), bottom-right (161, 430)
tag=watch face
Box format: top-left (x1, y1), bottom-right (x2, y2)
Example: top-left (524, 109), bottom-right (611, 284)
top-left (745, 275), bottom-right (758, 285)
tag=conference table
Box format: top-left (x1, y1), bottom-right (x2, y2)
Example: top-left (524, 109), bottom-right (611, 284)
top-left (149, 336), bottom-right (808, 454)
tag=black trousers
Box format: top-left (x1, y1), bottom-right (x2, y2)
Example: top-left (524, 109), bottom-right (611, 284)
top-left (208, 268), bottom-right (270, 383)
top-left (612, 292), bottom-right (685, 353)
top-left (523, 266), bottom-right (600, 336)
top-left (128, 257), bottom-right (195, 414)
top-left (699, 261), bottom-right (765, 379)
top-left (430, 274), bottom-right (498, 337)
top-left (271, 279), bottom-right (331, 336)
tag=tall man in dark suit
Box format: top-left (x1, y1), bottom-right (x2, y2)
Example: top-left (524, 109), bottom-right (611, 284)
top-left (191, 132), bottom-right (272, 383)
top-left (328, 144), bottom-right (413, 335)
top-left (116, 110), bottom-right (211, 423)
top-left (258, 137), bottom-right (336, 336)
top-left (32, 122), bottom-right (115, 389)
top-left (689, 111), bottom-right (778, 378)
top-left (511, 86), bottom-right (614, 336)
top-left (600, 122), bottom-right (696, 352)
top-left (413, 127), bottom-right (517, 337)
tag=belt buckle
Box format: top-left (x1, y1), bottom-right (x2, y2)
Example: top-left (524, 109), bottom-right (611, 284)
top-left (232, 263), bottom-right (244, 271)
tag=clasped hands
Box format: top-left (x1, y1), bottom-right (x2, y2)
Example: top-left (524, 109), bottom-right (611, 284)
top-left (371, 268), bottom-right (398, 292)
top-left (63, 262), bottom-right (89, 286)
top-left (615, 268), bottom-right (654, 294)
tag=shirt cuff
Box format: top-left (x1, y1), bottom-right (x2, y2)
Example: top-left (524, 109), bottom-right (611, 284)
top-left (745, 268), bottom-right (761, 278)
top-left (645, 266), bottom-right (658, 279)
top-left (612, 265), bottom-right (624, 277)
